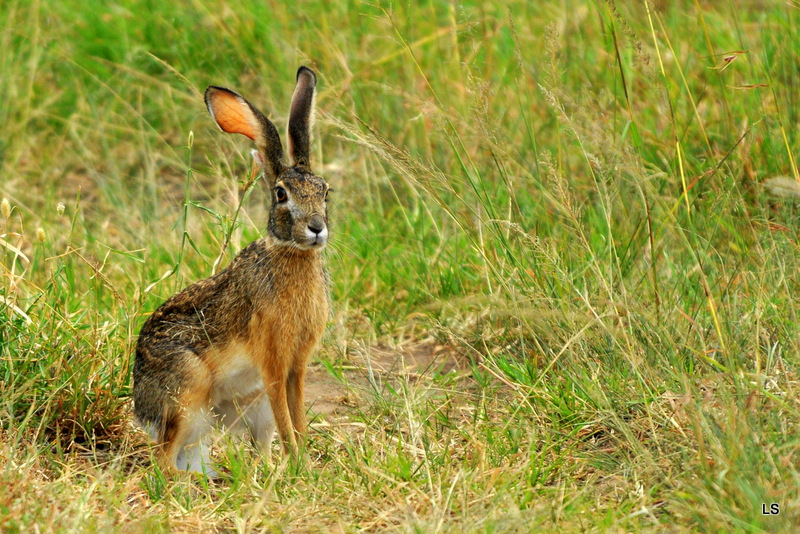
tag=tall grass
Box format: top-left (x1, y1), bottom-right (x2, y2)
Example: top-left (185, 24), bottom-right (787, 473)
top-left (2, 0), bottom-right (800, 531)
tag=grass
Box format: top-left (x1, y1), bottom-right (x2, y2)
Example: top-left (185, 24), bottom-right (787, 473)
top-left (2, 0), bottom-right (800, 531)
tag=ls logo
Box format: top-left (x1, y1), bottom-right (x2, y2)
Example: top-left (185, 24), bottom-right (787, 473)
top-left (762, 503), bottom-right (780, 516)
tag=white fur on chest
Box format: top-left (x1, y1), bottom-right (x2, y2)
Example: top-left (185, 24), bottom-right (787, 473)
top-left (210, 347), bottom-right (265, 405)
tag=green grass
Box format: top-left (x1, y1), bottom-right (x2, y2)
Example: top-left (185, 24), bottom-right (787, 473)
top-left (2, 0), bottom-right (800, 531)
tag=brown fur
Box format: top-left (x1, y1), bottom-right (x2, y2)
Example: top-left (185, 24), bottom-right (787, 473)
top-left (133, 67), bottom-right (330, 473)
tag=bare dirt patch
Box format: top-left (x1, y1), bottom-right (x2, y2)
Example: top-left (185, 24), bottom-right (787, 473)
top-left (305, 341), bottom-right (466, 418)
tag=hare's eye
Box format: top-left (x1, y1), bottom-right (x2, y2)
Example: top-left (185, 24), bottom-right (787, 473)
top-left (275, 187), bottom-right (288, 203)
top-left (324, 189), bottom-right (331, 202)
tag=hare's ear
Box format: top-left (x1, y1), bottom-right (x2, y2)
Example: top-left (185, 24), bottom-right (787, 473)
top-left (204, 86), bottom-right (285, 179)
top-left (287, 66), bottom-right (317, 168)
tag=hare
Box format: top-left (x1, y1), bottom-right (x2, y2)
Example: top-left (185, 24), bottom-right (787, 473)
top-left (133, 66), bottom-right (330, 475)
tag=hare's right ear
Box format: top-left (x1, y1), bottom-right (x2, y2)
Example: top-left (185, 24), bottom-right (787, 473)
top-left (204, 86), bottom-right (286, 180)
top-left (287, 67), bottom-right (317, 168)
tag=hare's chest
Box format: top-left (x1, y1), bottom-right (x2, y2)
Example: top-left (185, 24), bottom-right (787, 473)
top-left (261, 264), bottom-right (329, 341)
top-left (275, 285), bottom-right (328, 342)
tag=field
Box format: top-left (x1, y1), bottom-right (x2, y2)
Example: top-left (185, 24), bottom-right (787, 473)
top-left (2, 0), bottom-right (800, 531)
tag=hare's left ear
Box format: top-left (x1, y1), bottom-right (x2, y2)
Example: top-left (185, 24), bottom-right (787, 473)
top-left (204, 86), bottom-right (286, 181)
top-left (287, 66), bottom-right (317, 168)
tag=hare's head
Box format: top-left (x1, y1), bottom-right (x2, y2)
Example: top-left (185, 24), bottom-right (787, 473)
top-left (204, 67), bottom-right (329, 250)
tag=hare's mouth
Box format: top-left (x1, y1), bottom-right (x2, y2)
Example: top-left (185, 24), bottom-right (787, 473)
top-left (287, 226), bottom-right (327, 250)
top-left (305, 226), bottom-right (328, 249)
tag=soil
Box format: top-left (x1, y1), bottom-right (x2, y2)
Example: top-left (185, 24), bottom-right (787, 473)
top-left (304, 341), bottom-right (465, 418)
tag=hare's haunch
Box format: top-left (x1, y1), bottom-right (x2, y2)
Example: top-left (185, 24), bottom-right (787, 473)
top-left (133, 67), bottom-right (329, 475)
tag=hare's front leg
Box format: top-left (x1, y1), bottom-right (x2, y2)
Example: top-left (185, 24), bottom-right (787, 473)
top-left (253, 344), bottom-right (297, 456)
top-left (262, 370), bottom-right (297, 456)
top-left (287, 366), bottom-right (307, 447)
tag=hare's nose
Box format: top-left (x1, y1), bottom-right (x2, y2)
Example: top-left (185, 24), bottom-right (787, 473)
top-left (308, 214), bottom-right (325, 235)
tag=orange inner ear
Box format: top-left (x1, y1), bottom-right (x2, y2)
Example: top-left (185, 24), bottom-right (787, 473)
top-left (208, 90), bottom-right (259, 141)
